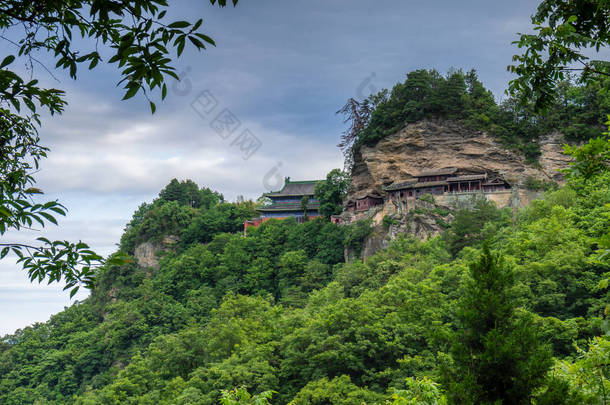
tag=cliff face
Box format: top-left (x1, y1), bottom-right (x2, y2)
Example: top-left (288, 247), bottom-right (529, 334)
top-left (348, 119), bottom-right (571, 200)
top-left (133, 235), bottom-right (179, 270)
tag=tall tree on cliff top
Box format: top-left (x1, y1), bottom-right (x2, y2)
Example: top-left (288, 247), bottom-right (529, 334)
top-left (336, 91), bottom-right (388, 171)
top-left (0, 0), bottom-right (237, 295)
top-left (508, 0), bottom-right (610, 111)
top-left (336, 97), bottom-right (373, 171)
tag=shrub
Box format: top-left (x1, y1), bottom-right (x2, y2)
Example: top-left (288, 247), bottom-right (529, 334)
top-left (525, 176), bottom-right (558, 191)
top-left (418, 193), bottom-right (435, 204)
top-left (344, 219), bottom-right (374, 258)
top-left (382, 215), bottom-right (399, 229)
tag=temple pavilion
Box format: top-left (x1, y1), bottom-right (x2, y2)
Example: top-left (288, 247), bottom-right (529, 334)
top-left (244, 179), bottom-right (322, 232)
top-left (384, 168), bottom-right (510, 203)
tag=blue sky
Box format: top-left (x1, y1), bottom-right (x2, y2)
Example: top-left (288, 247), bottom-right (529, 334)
top-left (0, 0), bottom-right (542, 334)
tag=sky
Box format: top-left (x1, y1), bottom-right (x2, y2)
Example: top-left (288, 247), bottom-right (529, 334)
top-left (0, 0), bottom-right (543, 335)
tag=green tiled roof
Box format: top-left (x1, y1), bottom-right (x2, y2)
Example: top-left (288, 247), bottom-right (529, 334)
top-left (385, 180), bottom-right (449, 190)
top-left (264, 179), bottom-right (321, 197)
top-left (413, 180), bottom-right (449, 188)
top-left (384, 180), bottom-right (417, 191)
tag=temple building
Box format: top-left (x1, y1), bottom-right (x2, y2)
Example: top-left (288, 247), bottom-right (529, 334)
top-left (247, 169), bottom-right (512, 230)
top-left (343, 192), bottom-right (384, 215)
top-left (385, 168), bottom-right (510, 202)
top-left (244, 179), bottom-right (321, 232)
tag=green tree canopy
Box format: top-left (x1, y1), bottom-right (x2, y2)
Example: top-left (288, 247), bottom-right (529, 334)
top-left (159, 179), bottom-right (223, 209)
top-left (443, 198), bottom-right (509, 257)
top-left (1, 170), bottom-right (610, 403)
top-left (314, 169), bottom-right (350, 219)
top-left (443, 246), bottom-right (553, 404)
top-left (508, 0), bottom-right (610, 111)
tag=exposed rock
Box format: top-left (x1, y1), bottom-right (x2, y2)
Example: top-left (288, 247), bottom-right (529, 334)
top-left (361, 229), bottom-right (389, 259)
top-left (344, 119), bottom-right (573, 259)
top-left (133, 235), bottom-right (179, 270)
top-left (344, 198), bottom-right (454, 261)
top-left (348, 119), bottom-right (572, 200)
top-left (538, 132), bottom-right (572, 181)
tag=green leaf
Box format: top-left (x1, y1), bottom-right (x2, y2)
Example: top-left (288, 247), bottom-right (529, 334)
top-left (1, 55), bottom-right (15, 69)
top-left (195, 33), bottom-right (216, 46)
top-left (168, 21), bottom-right (190, 29)
top-left (49, 206), bottom-right (67, 216)
top-left (122, 85), bottom-right (139, 100)
top-left (177, 37), bottom-right (186, 56)
top-left (188, 36), bottom-right (205, 49)
top-left (39, 212), bottom-right (58, 225)
top-left (0, 206), bottom-right (11, 218)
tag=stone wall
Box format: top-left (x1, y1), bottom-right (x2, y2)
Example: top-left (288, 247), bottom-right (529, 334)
top-left (343, 187), bottom-right (544, 261)
top-left (435, 188), bottom-right (543, 211)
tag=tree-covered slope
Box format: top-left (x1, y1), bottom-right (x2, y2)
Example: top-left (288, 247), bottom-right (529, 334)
top-left (1, 163), bottom-right (609, 403)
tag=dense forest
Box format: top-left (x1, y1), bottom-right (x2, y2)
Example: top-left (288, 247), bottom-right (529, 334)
top-left (0, 0), bottom-right (609, 403)
top-left (1, 135), bottom-right (609, 403)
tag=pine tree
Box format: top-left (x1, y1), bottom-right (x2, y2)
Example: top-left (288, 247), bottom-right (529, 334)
top-left (444, 245), bottom-right (553, 405)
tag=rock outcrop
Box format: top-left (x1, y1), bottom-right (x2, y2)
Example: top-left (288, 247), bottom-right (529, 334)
top-left (133, 235), bottom-right (179, 270)
top-left (342, 119), bottom-right (574, 260)
top-left (347, 119), bottom-right (572, 201)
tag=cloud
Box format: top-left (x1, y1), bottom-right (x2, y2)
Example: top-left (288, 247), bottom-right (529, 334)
top-left (33, 84), bottom-right (343, 198)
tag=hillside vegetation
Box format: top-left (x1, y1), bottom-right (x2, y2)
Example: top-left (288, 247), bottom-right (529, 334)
top-left (0, 151), bottom-right (609, 403)
top-left (339, 70), bottom-right (609, 164)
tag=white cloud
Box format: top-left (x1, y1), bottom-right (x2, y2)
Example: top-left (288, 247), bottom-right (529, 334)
top-left (34, 88), bottom-right (343, 197)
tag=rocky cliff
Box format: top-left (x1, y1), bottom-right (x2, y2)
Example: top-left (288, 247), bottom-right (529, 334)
top-left (347, 119), bottom-right (571, 201)
top-left (133, 235), bottom-right (179, 270)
